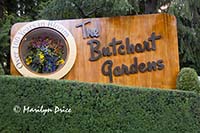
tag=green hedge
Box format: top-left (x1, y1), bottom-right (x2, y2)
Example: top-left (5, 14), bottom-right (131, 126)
top-left (0, 76), bottom-right (200, 132)
top-left (176, 67), bottom-right (200, 93)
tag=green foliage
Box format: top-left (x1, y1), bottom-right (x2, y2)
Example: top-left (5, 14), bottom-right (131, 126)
top-left (0, 63), bottom-right (4, 75)
top-left (169, 0), bottom-right (200, 74)
top-left (176, 68), bottom-right (200, 92)
top-left (0, 0), bottom-right (48, 74)
top-left (0, 15), bottom-right (15, 74)
top-left (3, 0), bottom-right (48, 19)
top-left (37, 0), bottom-right (174, 19)
top-left (0, 14), bottom-right (31, 74)
top-left (38, 0), bottom-right (135, 19)
top-left (0, 75), bottom-right (200, 132)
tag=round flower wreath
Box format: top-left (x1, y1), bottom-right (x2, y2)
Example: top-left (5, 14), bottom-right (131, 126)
top-left (25, 36), bottom-right (65, 73)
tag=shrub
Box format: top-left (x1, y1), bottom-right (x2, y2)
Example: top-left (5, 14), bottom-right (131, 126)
top-left (176, 67), bottom-right (200, 92)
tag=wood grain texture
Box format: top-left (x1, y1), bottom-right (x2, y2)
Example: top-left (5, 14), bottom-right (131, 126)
top-left (10, 14), bottom-right (179, 89)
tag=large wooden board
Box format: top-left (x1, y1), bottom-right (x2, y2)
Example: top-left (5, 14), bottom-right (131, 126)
top-left (11, 13), bottom-right (179, 89)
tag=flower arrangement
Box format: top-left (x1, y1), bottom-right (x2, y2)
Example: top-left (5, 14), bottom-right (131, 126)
top-left (25, 36), bottom-right (65, 73)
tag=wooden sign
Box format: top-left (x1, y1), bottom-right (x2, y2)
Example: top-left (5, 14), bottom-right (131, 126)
top-left (10, 13), bottom-right (179, 89)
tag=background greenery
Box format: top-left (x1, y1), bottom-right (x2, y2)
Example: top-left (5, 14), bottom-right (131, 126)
top-left (0, 0), bottom-right (200, 75)
top-left (0, 75), bottom-right (200, 132)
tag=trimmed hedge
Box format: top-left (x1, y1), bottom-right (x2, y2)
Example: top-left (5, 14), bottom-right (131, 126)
top-left (176, 67), bottom-right (200, 93)
top-left (0, 75), bottom-right (200, 132)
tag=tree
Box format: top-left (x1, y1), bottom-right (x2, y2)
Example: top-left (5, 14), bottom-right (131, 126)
top-left (37, 0), bottom-right (174, 19)
top-left (0, 0), bottom-right (47, 74)
top-left (0, 14), bottom-right (31, 74)
top-left (3, 0), bottom-right (48, 19)
top-left (169, 0), bottom-right (200, 74)
top-left (38, 0), bottom-right (133, 19)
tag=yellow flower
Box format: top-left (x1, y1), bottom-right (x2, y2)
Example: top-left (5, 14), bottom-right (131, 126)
top-left (56, 59), bottom-right (65, 65)
top-left (26, 56), bottom-right (32, 65)
top-left (38, 52), bottom-right (44, 62)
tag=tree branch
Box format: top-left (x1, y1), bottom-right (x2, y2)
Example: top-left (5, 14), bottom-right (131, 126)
top-left (71, 1), bottom-right (102, 18)
top-left (85, 6), bottom-right (102, 17)
top-left (71, 1), bottom-right (87, 18)
top-left (166, 2), bottom-right (171, 13)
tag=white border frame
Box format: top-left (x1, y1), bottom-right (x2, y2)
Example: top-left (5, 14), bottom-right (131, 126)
top-left (11, 20), bottom-right (77, 79)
